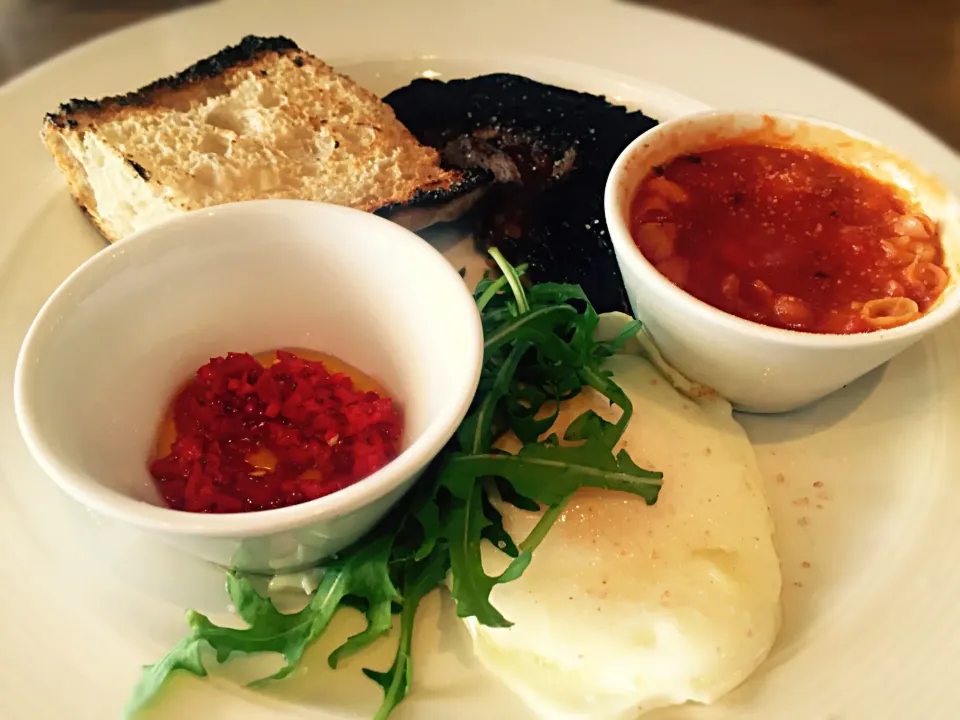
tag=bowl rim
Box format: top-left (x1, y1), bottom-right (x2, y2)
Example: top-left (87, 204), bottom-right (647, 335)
top-left (604, 108), bottom-right (960, 348)
top-left (13, 199), bottom-right (484, 538)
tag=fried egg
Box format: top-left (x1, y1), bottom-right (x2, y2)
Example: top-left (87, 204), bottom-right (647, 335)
top-left (466, 330), bottom-right (781, 719)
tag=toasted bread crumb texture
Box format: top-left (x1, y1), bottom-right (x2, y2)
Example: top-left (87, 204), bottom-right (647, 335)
top-left (41, 36), bottom-right (459, 241)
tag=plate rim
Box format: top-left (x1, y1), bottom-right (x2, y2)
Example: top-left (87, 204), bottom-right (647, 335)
top-left (1, 2), bottom-right (960, 719)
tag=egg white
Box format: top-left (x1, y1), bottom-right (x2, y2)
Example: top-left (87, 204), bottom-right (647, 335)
top-left (465, 349), bottom-right (782, 720)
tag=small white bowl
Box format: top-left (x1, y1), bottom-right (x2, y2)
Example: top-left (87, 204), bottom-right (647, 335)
top-left (14, 200), bottom-right (483, 573)
top-left (605, 110), bottom-right (960, 413)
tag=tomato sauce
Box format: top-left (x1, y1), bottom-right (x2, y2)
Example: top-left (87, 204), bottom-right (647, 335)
top-left (149, 350), bottom-right (403, 513)
top-left (629, 143), bottom-right (949, 334)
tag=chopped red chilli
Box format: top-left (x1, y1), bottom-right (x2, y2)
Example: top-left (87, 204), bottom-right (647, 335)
top-left (149, 351), bottom-right (402, 513)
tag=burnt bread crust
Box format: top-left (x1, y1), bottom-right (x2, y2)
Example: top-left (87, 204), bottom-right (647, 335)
top-left (46, 36), bottom-right (301, 128)
top-left (41, 35), bottom-right (478, 242)
top-left (374, 167), bottom-right (491, 215)
top-left (384, 73), bottom-right (660, 314)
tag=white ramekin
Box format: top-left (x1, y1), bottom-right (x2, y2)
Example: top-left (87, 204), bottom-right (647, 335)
top-left (14, 200), bottom-right (483, 573)
top-left (605, 110), bottom-right (960, 413)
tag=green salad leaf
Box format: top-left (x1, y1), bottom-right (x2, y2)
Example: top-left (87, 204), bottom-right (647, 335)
top-left (125, 636), bottom-right (207, 715)
top-left (363, 544), bottom-right (448, 720)
top-left (124, 535), bottom-right (398, 717)
top-left (127, 248), bottom-right (662, 720)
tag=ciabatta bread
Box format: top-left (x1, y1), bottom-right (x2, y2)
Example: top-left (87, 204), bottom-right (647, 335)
top-left (41, 36), bottom-right (470, 242)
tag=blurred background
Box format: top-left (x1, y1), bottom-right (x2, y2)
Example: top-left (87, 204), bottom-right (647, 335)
top-left (0, 0), bottom-right (956, 149)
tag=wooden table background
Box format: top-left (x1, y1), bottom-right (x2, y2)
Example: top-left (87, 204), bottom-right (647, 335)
top-left (1, 0), bottom-right (957, 149)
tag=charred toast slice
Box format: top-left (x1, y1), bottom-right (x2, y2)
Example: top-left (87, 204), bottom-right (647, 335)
top-left (41, 35), bottom-right (481, 242)
top-left (384, 73), bottom-right (660, 314)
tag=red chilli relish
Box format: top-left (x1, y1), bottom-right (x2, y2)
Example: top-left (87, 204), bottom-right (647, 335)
top-left (149, 350), bottom-right (402, 513)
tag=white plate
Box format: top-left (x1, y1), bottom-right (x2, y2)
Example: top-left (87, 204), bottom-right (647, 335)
top-left (2, 1), bottom-right (960, 718)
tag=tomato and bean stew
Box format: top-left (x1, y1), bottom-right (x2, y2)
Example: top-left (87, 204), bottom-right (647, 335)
top-left (629, 143), bottom-right (948, 334)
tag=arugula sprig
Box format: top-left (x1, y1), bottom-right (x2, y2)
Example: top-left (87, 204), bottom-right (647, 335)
top-left (436, 249), bottom-right (660, 627)
top-left (126, 249), bottom-right (663, 719)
